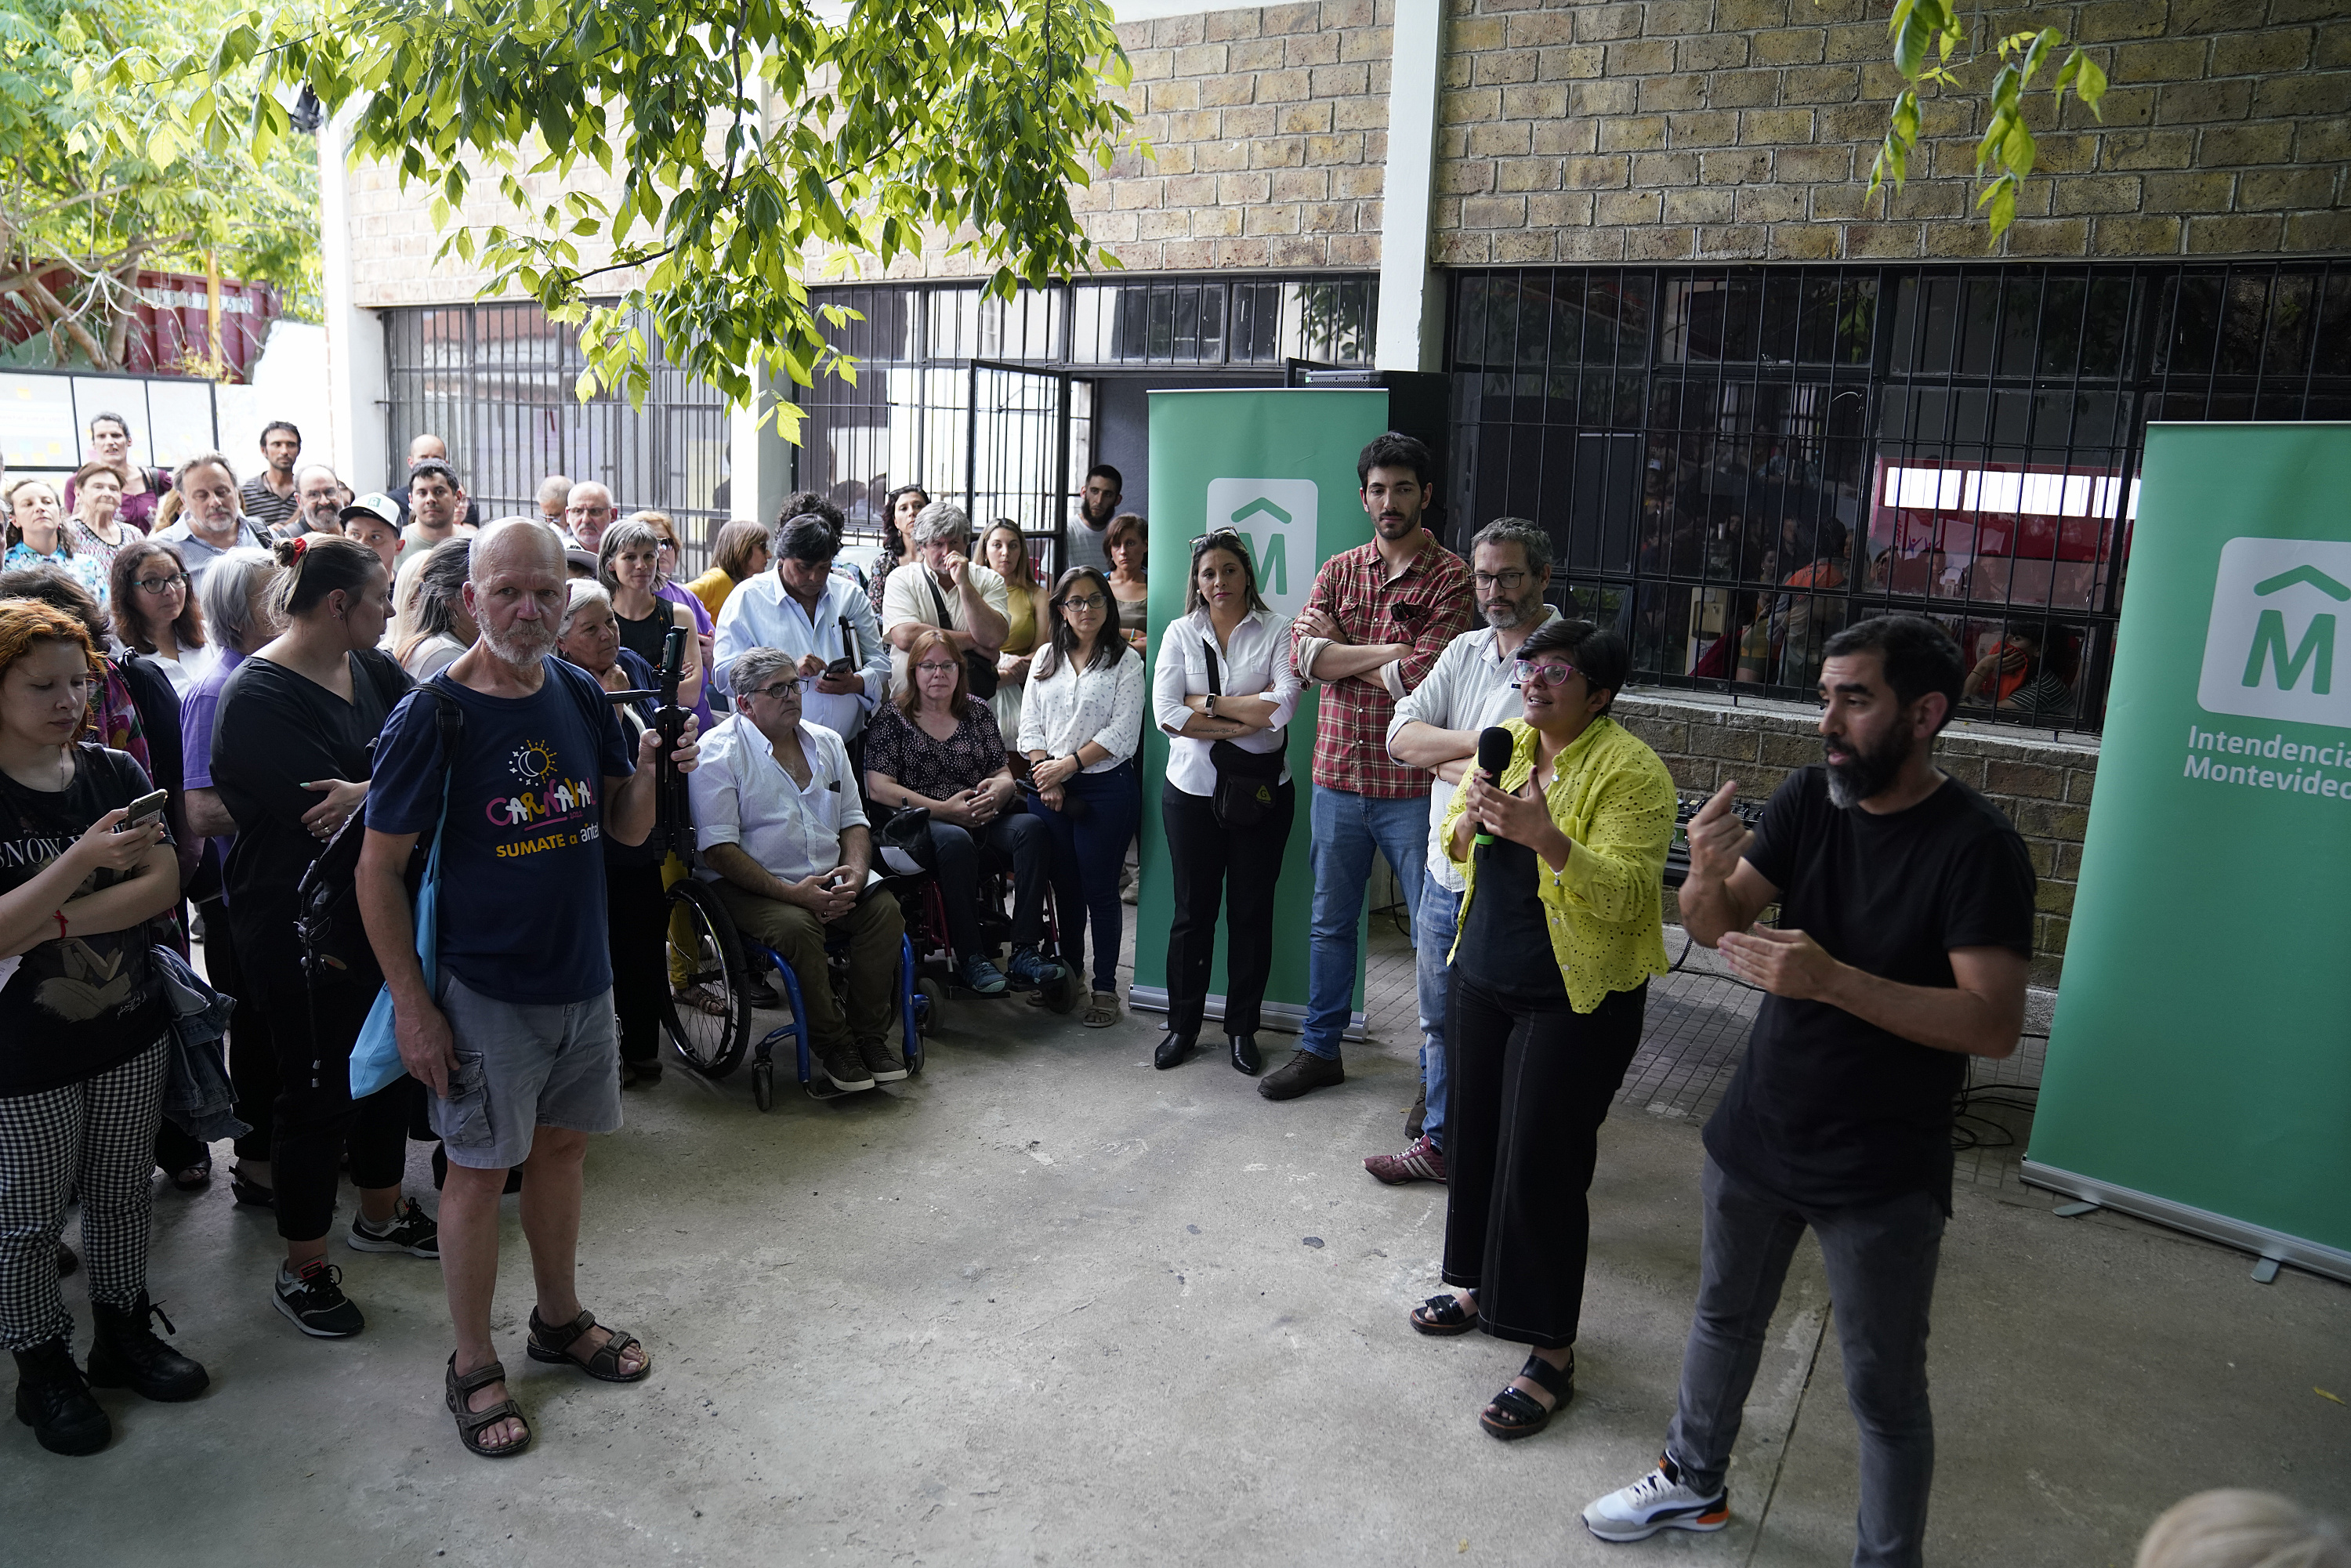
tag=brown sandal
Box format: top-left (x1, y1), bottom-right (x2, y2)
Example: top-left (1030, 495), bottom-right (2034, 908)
top-left (1081, 990), bottom-right (1119, 1028)
top-left (446, 1355), bottom-right (532, 1458)
top-left (526, 1307), bottom-right (651, 1383)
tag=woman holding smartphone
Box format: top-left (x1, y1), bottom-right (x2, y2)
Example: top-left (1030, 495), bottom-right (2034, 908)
top-left (0, 600), bottom-right (205, 1456)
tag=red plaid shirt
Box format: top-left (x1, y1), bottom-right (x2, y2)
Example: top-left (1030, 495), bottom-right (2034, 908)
top-left (1294, 534), bottom-right (1475, 798)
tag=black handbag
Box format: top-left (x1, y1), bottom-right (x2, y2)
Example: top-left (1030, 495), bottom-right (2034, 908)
top-left (923, 574), bottom-right (999, 699)
top-left (1201, 636), bottom-right (1284, 829)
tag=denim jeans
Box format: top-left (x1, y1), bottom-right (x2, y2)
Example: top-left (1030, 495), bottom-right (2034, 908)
top-left (1665, 1157), bottom-right (1947, 1568)
top-left (1302, 784), bottom-right (1429, 1058)
top-left (1414, 871), bottom-right (1460, 1150)
top-left (1031, 763), bottom-right (1142, 993)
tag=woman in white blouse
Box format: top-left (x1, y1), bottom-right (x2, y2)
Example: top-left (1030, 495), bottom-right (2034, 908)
top-left (1150, 531), bottom-right (1301, 1074)
top-left (1018, 565), bottom-right (1144, 1028)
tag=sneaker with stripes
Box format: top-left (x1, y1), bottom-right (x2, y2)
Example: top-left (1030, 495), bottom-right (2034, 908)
top-left (1363, 1134), bottom-right (1447, 1185)
top-left (1582, 1454), bottom-right (1730, 1542)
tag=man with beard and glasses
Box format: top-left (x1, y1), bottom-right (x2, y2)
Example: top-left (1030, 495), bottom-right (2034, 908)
top-left (357, 519), bottom-right (698, 1459)
top-left (294, 464), bottom-right (346, 535)
top-left (1582, 614), bottom-right (2034, 1566)
top-left (1366, 516), bottom-right (1560, 1182)
top-left (1274, 431), bottom-right (1474, 1102)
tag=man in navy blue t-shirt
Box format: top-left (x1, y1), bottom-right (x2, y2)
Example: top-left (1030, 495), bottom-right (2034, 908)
top-left (357, 520), bottom-right (698, 1461)
top-left (1583, 616), bottom-right (2034, 1566)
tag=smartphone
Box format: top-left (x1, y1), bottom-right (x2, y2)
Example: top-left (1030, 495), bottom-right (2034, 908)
top-left (116, 789), bottom-right (168, 831)
top-left (824, 655), bottom-right (855, 677)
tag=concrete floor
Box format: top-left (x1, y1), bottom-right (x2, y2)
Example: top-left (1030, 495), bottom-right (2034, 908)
top-left (7, 929), bottom-right (2349, 1566)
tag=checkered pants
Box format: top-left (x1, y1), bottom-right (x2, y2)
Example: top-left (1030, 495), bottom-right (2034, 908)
top-left (0, 1037), bottom-right (168, 1352)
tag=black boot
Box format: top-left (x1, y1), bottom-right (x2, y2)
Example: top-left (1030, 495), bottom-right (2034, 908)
top-left (1153, 1031), bottom-right (1195, 1070)
top-left (87, 1295), bottom-right (208, 1403)
top-left (13, 1338), bottom-right (110, 1455)
top-left (1228, 1034), bottom-right (1262, 1076)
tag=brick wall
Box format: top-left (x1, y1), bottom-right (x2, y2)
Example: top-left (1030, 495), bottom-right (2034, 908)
top-left (828, 2), bottom-right (1400, 282)
top-left (1433, 0), bottom-right (2351, 265)
top-left (1616, 690), bottom-right (2095, 987)
top-left (346, 154), bottom-right (640, 310)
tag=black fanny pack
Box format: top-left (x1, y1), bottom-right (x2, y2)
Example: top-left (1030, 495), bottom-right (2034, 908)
top-left (1201, 636), bottom-right (1283, 828)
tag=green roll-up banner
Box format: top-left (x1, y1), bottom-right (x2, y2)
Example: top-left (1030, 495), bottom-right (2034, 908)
top-left (2024, 422), bottom-right (2351, 1283)
top-left (1130, 389), bottom-right (1392, 1033)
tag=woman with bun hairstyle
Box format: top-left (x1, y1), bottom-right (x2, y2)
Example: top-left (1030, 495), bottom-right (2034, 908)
top-left (0, 599), bottom-right (201, 1456)
top-left (211, 535), bottom-right (436, 1342)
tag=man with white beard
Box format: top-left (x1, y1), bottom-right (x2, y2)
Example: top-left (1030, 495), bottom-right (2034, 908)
top-left (356, 520), bottom-right (698, 1460)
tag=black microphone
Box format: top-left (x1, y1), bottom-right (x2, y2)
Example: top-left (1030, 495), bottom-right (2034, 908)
top-left (1473, 726), bottom-right (1514, 848)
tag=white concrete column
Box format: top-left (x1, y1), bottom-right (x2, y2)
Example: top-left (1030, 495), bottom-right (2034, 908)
top-left (317, 102), bottom-right (387, 494)
top-left (726, 389), bottom-right (792, 528)
top-left (1375, 0), bottom-right (1446, 373)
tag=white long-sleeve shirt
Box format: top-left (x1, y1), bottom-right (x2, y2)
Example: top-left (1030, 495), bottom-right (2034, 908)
top-left (1018, 644), bottom-right (1144, 773)
top-left (712, 570), bottom-right (889, 742)
top-left (1386, 608), bottom-right (1559, 895)
top-left (1151, 606), bottom-right (1302, 797)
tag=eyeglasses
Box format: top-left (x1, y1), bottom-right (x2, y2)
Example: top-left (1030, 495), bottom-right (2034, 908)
top-left (1472, 570), bottom-right (1531, 591)
top-left (1514, 657), bottom-right (1581, 687)
top-left (912, 661), bottom-right (960, 675)
top-left (1061, 593), bottom-right (1107, 613)
top-left (133, 574), bottom-right (187, 595)
top-left (750, 681), bottom-right (802, 702)
top-left (1189, 528), bottom-right (1245, 550)
top-left (1390, 601), bottom-right (1429, 625)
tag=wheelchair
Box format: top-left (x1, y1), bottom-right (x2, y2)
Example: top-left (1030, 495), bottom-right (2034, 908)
top-left (872, 806), bottom-right (1085, 1015)
top-left (610, 632), bottom-right (930, 1110)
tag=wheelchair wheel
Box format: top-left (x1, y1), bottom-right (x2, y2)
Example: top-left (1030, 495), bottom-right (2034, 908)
top-left (915, 976), bottom-right (944, 1027)
top-left (663, 879), bottom-right (750, 1078)
top-left (752, 1059), bottom-right (774, 1112)
top-left (1044, 966), bottom-right (1083, 1015)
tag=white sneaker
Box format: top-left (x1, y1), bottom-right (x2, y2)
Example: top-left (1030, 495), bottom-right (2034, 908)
top-left (1582, 1454), bottom-right (1730, 1542)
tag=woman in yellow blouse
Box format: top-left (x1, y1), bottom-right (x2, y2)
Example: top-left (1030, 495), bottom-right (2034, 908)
top-left (979, 520), bottom-right (1049, 741)
top-left (1413, 617), bottom-right (1675, 1443)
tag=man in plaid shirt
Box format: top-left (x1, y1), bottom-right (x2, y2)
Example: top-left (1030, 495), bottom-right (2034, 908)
top-left (1264, 433), bottom-right (1474, 1101)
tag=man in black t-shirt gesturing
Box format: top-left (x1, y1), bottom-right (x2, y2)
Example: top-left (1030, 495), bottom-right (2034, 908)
top-left (1584, 615), bottom-right (2034, 1568)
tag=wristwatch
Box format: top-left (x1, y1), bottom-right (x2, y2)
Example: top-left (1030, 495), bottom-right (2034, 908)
top-left (1204, 693), bottom-right (1219, 717)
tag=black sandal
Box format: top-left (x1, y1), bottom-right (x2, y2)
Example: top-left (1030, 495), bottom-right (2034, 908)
top-left (1410, 1291), bottom-right (1480, 1336)
top-left (1479, 1350), bottom-right (1574, 1441)
top-left (169, 1155), bottom-right (213, 1193)
top-left (526, 1307), bottom-right (652, 1383)
top-left (445, 1355), bottom-right (532, 1458)
top-left (230, 1167), bottom-right (275, 1209)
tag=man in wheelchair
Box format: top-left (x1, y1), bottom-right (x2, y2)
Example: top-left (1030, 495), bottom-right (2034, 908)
top-left (686, 646), bottom-right (907, 1093)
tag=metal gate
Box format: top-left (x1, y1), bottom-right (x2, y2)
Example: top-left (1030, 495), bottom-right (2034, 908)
top-left (964, 360), bottom-right (1095, 579)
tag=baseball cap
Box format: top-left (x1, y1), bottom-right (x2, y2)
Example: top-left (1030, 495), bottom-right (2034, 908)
top-left (340, 492), bottom-right (401, 530)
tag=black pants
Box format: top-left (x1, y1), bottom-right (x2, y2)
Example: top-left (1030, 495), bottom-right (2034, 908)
top-left (1442, 972), bottom-right (1646, 1349)
top-left (1161, 779), bottom-right (1295, 1037)
top-left (929, 813), bottom-right (1050, 962)
top-left (607, 859), bottom-right (671, 1066)
top-left (255, 962), bottom-right (411, 1244)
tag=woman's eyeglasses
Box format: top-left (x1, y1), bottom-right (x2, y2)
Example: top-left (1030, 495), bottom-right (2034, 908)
top-left (1061, 593), bottom-right (1107, 613)
top-left (1514, 657), bottom-right (1581, 687)
top-left (133, 574), bottom-right (187, 595)
top-left (912, 660), bottom-right (961, 675)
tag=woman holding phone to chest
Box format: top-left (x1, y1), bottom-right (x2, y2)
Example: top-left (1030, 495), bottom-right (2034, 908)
top-left (1150, 531), bottom-right (1300, 1074)
top-left (1411, 618), bottom-right (1676, 1443)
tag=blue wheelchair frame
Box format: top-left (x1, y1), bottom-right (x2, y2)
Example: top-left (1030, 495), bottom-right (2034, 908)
top-left (748, 933), bottom-right (926, 1105)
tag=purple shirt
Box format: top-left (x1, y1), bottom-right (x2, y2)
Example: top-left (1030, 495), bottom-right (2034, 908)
top-left (181, 644), bottom-right (244, 870)
top-left (656, 578), bottom-right (717, 730)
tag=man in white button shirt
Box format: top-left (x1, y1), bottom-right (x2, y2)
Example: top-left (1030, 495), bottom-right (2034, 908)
top-left (687, 647), bottom-right (907, 1093)
top-left (881, 502), bottom-right (1008, 693)
top-left (1368, 518), bottom-right (1560, 1185)
top-left (712, 514), bottom-right (888, 746)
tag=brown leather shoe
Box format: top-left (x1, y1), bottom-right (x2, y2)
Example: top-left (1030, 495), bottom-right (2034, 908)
top-left (1257, 1048), bottom-right (1343, 1101)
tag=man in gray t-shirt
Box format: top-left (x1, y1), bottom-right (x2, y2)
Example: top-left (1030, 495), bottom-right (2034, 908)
top-left (1366, 517), bottom-right (1558, 1186)
top-left (1061, 464), bottom-right (1122, 579)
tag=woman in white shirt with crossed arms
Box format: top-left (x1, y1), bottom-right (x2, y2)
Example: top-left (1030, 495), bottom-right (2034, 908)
top-left (1018, 565), bottom-right (1144, 1029)
top-left (1149, 530), bottom-right (1301, 1075)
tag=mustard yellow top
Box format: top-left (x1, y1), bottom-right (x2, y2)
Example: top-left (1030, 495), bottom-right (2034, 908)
top-left (1002, 582), bottom-right (1040, 657)
top-left (686, 566), bottom-right (737, 624)
top-left (1441, 715), bottom-right (1676, 1013)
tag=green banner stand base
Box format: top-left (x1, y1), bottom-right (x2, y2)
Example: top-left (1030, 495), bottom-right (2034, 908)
top-left (2019, 1161), bottom-right (2351, 1286)
top-left (1125, 987), bottom-right (1367, 1042)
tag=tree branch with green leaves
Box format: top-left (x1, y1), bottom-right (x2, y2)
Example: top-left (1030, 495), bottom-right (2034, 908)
top-left (1867, 0), bottom-right (2109, 246)
top-left (128, 0), bottom-right (1137, 426)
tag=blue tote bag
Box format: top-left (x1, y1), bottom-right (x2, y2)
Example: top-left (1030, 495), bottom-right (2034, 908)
top-left (348, 770), bottom-right (451, 1099)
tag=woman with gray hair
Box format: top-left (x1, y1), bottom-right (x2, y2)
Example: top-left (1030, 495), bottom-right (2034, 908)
top-left (879, 499), bottom-right (1009, 693)
top-left (395, 536), bottom-right (476, 679)
top-left (179, 545), bottom-right (284, 1204)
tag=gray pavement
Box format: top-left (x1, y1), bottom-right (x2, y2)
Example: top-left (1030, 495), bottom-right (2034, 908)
top-left (5, 918), bottom-right (2346, 1566)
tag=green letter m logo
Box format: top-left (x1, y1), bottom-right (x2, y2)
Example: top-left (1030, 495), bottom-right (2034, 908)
top-left (2242, 610), bottom-right (2336, 694)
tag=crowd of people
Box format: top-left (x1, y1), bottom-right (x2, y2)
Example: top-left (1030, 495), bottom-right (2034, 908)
top-left (0, 417), bottom-right (2335, 1568)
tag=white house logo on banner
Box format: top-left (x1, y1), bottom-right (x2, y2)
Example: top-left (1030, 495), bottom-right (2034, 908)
top-left (1203, 477), bottom-right (1318, 622)
top-left (2196, 536), bottom-right (2351, 730)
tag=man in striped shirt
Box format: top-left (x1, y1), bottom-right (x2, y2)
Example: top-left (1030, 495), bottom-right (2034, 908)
top-left (1266, 432), bottom-right (1474, 1102)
